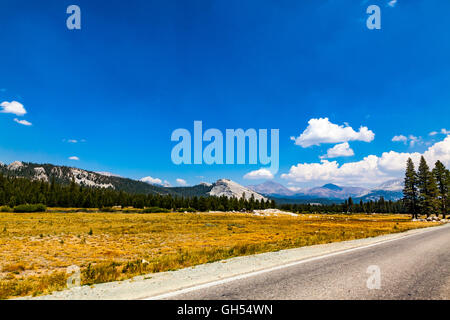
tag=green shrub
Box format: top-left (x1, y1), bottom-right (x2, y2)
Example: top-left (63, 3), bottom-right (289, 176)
top-left (100, 207), bottom-right (114, 212)
top-left (13, 204), bottom-right (47, 213)
top-left (82, 262), bottom-right (121, 286)
top-left (141, 207), bottom-right (171, 214)
top-left (177, 207), bottom-right (197, 213)
top-left (0, 206), bottom-right (12, 213)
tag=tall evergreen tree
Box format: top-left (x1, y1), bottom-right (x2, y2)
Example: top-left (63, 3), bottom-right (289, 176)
top-left (348, 197), bottom-right (354, 213)
top-left (432, 160), bottom-right (449, 219)
top-left (417, 156), bottom-right (439, 217)
top-left (446, 168), bottom-right (450, 219)
top-left (403, 158), bottom-right (419, 219)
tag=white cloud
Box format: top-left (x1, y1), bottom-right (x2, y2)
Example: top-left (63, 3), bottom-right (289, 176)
top-left (63, 139), bottom-right (86, 143)
top-left (408, 135), bottom-right (422, 147)
top-left (176, 178), bottom-right (188, 186)
top-left (69, 156), bottom-right (80, 161)
top-left (281, 156), bottom-right (388, 186)
top-left (388, 0), bottom-right (397, 7)
top-left (291, 118), bottom-right (374, 148)
top-left (423, 135), bottom-right (450, 165)
top-left (392, 135), bottom-right (408, 143)
top-left (1, 101), bottom-right (27, 116)
top-left (392, 134), bottom-right (423, 147)
top-left (139, 177), bottom-right (171, 187)
top-left (140, 176), bottom-right (171, 187)
top-left (141, 176), bottom-right (161, 185)
top-left (141, 176), bottom-right (163, 185)
top-left (282, 136), bottom-right (450, 187)
top-left (13, 118), bottom-right (32, 126)
top-left (321, 142), bottom-right (354, 159)
top-left (243, 168), bottom-right (275, 180)
top-left (429, 129), bottom-right (449, 136)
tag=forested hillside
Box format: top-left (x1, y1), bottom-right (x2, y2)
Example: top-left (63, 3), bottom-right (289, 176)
top-left (0, 174), bottom-right (274, 211)
top-left (0, 161), bottom-right (171, 195)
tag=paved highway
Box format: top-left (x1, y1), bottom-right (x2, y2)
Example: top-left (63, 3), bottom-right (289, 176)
top-left (164, 225), bottom-right (450, 300)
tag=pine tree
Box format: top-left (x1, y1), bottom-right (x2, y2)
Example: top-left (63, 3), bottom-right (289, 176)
top-left (348, 197), bottom-right (354, 213)
top-left (403, 158), bottom-right (419, 219)
top-left (198, 196), bottom-right (207, 212)
top-left (342, 200), bottom-right (348, 213)
top-left (417, 156), bottom-right (439, 217)
top-left (446, 168), bottom-right (450, 219)
top-left (432, 161), bottom-right (449, 219)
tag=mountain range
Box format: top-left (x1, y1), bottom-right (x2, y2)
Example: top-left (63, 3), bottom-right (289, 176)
top-left (247, 179), bottom-right (404, 202)
top-left (0, 161), bottom-right (403, 203)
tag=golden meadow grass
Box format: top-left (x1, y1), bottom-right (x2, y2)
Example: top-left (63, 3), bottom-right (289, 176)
top-left (0, 211), bottom-right (437, 299)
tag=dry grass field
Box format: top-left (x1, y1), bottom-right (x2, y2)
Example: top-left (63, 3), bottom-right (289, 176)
top-left (0, 210), bottom-right (437, 299)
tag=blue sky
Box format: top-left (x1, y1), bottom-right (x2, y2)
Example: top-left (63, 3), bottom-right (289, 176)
top-left (1, 0), bottom-right (450, 188)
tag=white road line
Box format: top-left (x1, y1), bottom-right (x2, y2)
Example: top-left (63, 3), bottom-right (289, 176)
top-left (144, 224), bottom-right (448, 300)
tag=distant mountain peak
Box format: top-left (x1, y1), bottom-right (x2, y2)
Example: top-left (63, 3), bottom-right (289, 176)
top-left (247, 180), bottom-right (294, 197)
top-left (7, 161), bottom-right (24, 171)
top-left (210, 179), bottom-right (267, 201)
top-left (321, 183), bottom-right (342, 191)
top-left (373, 178), bottom-right (404, 192)
top-left (261, 180), bottom-right (282, 186)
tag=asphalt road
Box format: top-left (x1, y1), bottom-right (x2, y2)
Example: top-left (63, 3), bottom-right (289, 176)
top-left (165, 225), bottom-right (450, 300)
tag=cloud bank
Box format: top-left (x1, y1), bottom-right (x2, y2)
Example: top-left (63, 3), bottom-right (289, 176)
top-left (282, 135), bottom-right (450, 186)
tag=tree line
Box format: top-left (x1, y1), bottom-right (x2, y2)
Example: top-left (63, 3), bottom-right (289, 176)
top-left (0, 174), bottom-right (276, 212)
top-left (403, 157), bottom-right (449, 219)
top-left (279, 197), bottom-right (406, 214)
